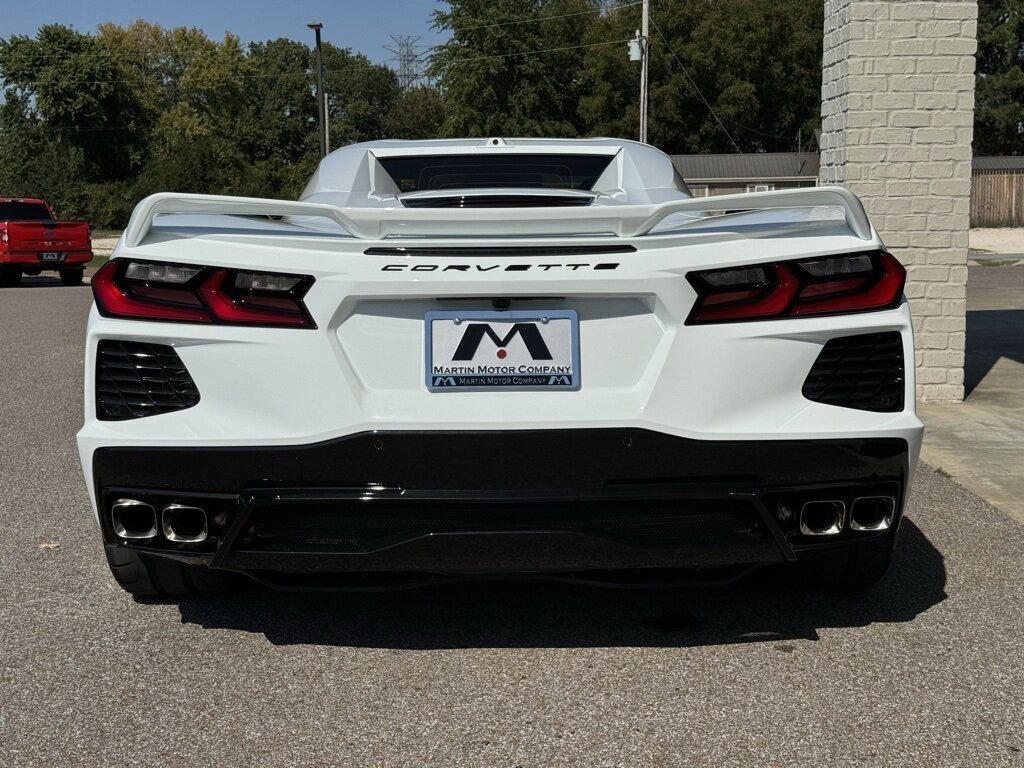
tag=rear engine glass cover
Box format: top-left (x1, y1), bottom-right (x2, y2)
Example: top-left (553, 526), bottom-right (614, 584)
top-left (379, 154), bottom-right (614, 192)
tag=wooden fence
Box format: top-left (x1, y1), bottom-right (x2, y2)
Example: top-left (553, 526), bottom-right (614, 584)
top-left (971, 170), bottom-right (1024, 227)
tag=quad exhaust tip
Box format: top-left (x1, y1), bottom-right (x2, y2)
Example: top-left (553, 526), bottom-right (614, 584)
top-left (799, 500), bottom-right (845, 536)
top-left (111, 499), bottom-right (158, 540)
top-left (161, 503), bottom-right (208, 544)
top-left (850, 496), bottom-right (896, 532)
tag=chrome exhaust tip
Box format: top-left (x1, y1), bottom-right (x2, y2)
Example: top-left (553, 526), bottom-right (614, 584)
top-left (161, 503), bottom-right (208, 544)
top-left (850, 496), bottom-right (896, 532)
top-left (111, 499), bottom-right (158, 540)
top-left (799, 500), bottom-right (845, 536)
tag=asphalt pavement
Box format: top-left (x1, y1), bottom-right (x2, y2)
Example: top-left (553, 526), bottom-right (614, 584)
top-left (2, 278), bottom-right (1023, 767)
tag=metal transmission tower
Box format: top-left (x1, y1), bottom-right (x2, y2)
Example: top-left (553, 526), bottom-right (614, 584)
top-left (385, 35), bottom-right (427, 89)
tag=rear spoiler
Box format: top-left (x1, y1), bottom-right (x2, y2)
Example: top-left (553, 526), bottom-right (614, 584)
top-left (122, 186), bottom-right (872, 247)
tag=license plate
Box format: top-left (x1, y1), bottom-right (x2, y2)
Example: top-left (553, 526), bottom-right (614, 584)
top-left (425, 309), bottom-right (580, 391)
top-left (39, 252), bottom-right (65, 262)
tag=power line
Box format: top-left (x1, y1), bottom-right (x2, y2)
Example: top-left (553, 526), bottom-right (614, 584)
top-left (717, 113), bottom-right (796, 141)
top-left (2, 35), bottom-right (630, 89)
top-left (0, 70), bottom-right (314, 88)
top-left (649, 17), bottom-right (742, 153)
top-left (447, 1), bottom-right (642, 35)
top-left (651, 22), bottom-right (798, 145)
top-left (2, 59), bottom-right (415, 89)
top-left (436, 37), bottom-right (631, 66)
top-left (9, 2), bottom-right (638, 72)
top-left (0, 123), bottom-right (138, 133)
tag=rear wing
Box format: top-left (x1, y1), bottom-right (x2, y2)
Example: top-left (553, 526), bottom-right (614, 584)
top-left (122, 186), bottom-right (872, 247)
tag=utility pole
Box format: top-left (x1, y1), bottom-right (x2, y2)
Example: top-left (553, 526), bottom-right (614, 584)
top-left (629, 1), bottom-right (650, 144)
top-left (640, 0), bottom-right (649, 144)
top-left (308, 22), bottom-right (328, 158)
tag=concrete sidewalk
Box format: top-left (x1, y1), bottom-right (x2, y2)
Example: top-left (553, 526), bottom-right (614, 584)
top-left (918, 264), bottom-right (1024, 524)
top-left (968, 228), bottom-right (1022, 265)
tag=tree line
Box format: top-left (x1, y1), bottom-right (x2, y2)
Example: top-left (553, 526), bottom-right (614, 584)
top-left (0, 0), bottom-right (1019, 227)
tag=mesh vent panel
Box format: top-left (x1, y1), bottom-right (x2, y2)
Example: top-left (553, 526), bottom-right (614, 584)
top-left (97, 340), bottom-right (199, 420)
top-left (802, 332), bottom-right (904, 412)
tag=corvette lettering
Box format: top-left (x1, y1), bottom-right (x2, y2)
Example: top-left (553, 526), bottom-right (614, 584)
top-left (381, 263), bottom-right (619, 272)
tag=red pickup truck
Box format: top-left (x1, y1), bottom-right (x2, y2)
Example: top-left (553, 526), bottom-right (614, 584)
top-left (0, 198), bottom-right (93, 286)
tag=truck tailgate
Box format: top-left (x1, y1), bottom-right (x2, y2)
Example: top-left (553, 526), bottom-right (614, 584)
top-left (4, 220), bottom-right (91, 252)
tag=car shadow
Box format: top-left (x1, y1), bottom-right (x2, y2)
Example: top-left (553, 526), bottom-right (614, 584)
top-left (965, 309), bottom-right (1024, 396)
top-left (175, 518), bottom-right (946, 649)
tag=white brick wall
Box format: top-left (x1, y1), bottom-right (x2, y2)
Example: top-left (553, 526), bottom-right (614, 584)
top-left (820, 0), bottom-right (977, 402)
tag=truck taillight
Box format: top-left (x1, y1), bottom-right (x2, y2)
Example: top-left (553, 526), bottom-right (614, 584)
top-left (1, 229), bottom-right (7, 245)
top-left (92, 260), bottom-right (317, 328)
top-left (685, 251), bottom-right (905, 324)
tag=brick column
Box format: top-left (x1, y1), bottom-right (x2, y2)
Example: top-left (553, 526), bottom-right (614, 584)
top-left (820, 0), bottom-right (977, 402)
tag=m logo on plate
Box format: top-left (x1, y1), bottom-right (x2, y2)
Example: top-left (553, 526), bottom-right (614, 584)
top-left (452, 323), bottom-right (553, 361)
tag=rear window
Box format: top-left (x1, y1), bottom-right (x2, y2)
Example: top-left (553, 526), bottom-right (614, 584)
top-left (0, 202), bottom-right (52, 221)
top-left (379, 154), bottom-right (614, 193)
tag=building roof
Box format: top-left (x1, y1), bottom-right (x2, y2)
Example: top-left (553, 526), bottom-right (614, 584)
top-left (672, 152), bottom-right (820, 182)
top-left (672, 152), bottom-right (1024, 181)
top-left (973, 156), bottom-right (1024, 171)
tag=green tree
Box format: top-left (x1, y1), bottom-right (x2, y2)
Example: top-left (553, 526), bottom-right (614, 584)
top-left (975, 0), bottom-right (1024, 155)
top-left (322, 44), bottom-right (402, 146)
top-left (385, 85), bottom-right (448, 139)
top-left (136, 32), bottom-right (256, 197)
top-left (0, 95), bottom-right (88, 217)
top-left (0, 24), bottom-right (148, 182)
top-left (578, 0), bottom-right (822, 153)
top-left (232, 38), bottom-right (318, 198)
top-left (428, 0), bottom-right (601, 137)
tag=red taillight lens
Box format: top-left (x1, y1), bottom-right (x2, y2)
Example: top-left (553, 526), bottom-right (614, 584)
top-left (685, 251), bottom-right (905, 325)
top-left (92, 260), bottom-right (316, 328)
top-left (688, 264), bottom-right (800, 323)
top-left (92, 261), bottom-right (212, 323)
top-left (199, 269), bottom-right (311, 326)
top-left (789, 251), bottom-right (906, 316)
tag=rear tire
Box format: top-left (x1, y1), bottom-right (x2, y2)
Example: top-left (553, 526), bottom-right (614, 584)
top-left (58, 267), bottom-right (84, 286)
top-left (0, 266), bottom-right (23, 287)
top-left (773, 533), bottom-right (896, 590)
top-left (104, 545), bottom-right (245, 597)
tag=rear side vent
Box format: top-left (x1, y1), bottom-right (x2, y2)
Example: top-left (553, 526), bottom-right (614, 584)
top-left (97, 340), bottom-right (199, 421)
top-left (802, 332), bottom-right (905, 412)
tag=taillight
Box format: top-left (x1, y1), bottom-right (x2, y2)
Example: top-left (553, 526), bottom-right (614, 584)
top-left (91, 260), bottom-right (316, 328)
top-left (686, 251), bottom-right (905, 325)
top-left (1, 229), bottom-right (8, 245)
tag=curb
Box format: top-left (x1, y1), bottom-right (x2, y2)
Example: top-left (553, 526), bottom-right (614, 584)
top-left (969, 258), bottom-right (1024, 267)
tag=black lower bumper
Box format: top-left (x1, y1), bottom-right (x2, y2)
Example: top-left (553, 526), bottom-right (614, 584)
top-left (94, 429), bottom-right (908, 579)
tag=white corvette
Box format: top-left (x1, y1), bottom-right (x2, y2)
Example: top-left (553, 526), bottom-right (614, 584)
top-left (77, 138), bottom-right (923, 595)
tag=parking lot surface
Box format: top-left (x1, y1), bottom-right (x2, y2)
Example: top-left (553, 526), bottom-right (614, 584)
top-left (2, 280), bottom-right (1023, 767)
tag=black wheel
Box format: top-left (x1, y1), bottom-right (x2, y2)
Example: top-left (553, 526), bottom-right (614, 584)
top-left (104, 545), bottom-right (245, 597)
top-left (1, 266), bottom-right (23, 287)
top-left (773, 533), bottom-right (896, 590)
top-left (59, 267), bottom-right (84, 286)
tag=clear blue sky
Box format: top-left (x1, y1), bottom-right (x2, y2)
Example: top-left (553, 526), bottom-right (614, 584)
top-left (2, 0), bottom-right (448, 64)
